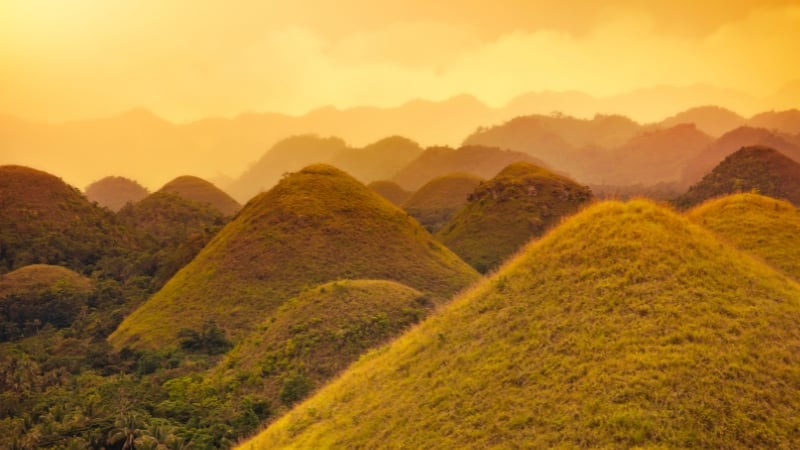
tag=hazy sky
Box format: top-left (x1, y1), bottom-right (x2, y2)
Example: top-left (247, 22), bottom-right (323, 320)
top-left (2, 0), bottom-right (799, 121)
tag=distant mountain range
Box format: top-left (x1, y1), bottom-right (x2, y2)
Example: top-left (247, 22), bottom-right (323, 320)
top-left (2, 83), bottom-right (798, 192)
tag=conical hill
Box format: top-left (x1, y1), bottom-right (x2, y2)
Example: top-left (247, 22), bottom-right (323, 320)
top-left (402, 173), bottom-right (483, 232)
top-left (109, 164), bottom-right (479, 350)
top-left (675, 146), bottom-right (800, 209)
top-left (367, 180), bottom-right (411, 205)
top-left (0, 165), bottom-right (133, 275)
top-left (437, 162), bottom-right (592, 272)
top-left (158, 175), bottom-right (241, 216)
top-left (688, 193), bottom-right (800, 280)
top-left (239, 199), bottom-right (800, 449)
top-left (207, 279), bottom-right (431, 418)
top-left (84, 176), bottom-right (149, 211)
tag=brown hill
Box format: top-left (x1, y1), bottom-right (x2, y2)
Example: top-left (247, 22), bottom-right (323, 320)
top-left (158, 175), bottom-right (241, 216)
top-left (748, 109), bottom-right (800, 134)
top-left (658, 105), bottom-right (746, 137)
top-left (675, 146), bottom-right (800, 209)
top-left (329, 136), bottom-right (423, 183)
top-left (392, 145), bottom-right (545, 191)
top-left (367, 180), bottom-right (412, 205)
top-left (84, 176), bottom-right (149, 211)
top-left (681, 127), bottom-right (800, 186)
top-left (437, 162), bottom-right (592, 272)
top-left (0, 165), bottom-right (133, 276)
top-left (402, 173), bottom-right (483, 233)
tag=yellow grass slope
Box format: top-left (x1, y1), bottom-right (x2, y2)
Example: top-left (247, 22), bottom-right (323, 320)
top-left (239, 199), bottom-right (800, 449)
top-left (688, 193), bottom-right (800, 280)
top-left (109, 164), bottom-right (479, 350)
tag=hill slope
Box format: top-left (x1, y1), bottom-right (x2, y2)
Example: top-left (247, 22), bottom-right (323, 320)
top-left (402, 173), bottom-right (483, 233)
top-left (658, 106), bottom-right (746, 137)
top-left (329, 136), bottom-right (423, 183)
top-left (367, 180), bottom-right (411, 205)
top-left (688, 193), bottom-right (800, 280)
top-left (437, 162), bottom-right (592, 272)
top-left (84, 176), bottom-right (149, 211)
top-left (0, 165), bottom-right (133, 276)
top-left (0, 264), bottom-right (91, 296)
top-left (109, 165), bottom-right (479, 350)
top-left (208, 280), bottom-right (430, 415)
top-left (240, 199), bottom-right (800, 449)
top-left (392, 145), bottom-right (545, 191)
top-left (675, 146), bottom-right (800, 209)
top-left (158, 175), bottom-right (241, 216)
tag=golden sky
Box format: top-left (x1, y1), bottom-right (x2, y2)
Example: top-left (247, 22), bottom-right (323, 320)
top-left (1, 0), bottom-right (799, 122)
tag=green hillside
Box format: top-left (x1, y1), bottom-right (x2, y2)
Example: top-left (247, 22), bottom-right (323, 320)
top-left (84, 176), bottom-right (149, 211)
top-left (688, 193), bottom-right (800, 280)
top-left (118, 192), bottom-right (226, 287)
top-left (0, 165), bottom-right (134, 276)
top-left (392, 145), bottom-right (545, 191)
top-left (0, 264), bottom-right (92, 341)
top-left (206, 280), bottom-right (430, 420)
top-left (239, 199), bottom-right (800, 449)
top-left (402, 173), bottom-right (483, 232)
top-left (437, 162), bottom-right (592, 272)
top-left (675, 146), bottom-right (800, 209)
top-left (367, 180), bottom-right (411, 205)
top-left (159, 175), bottom-right (241, 216)
top-left (109, 164), bottom-right (479, 350)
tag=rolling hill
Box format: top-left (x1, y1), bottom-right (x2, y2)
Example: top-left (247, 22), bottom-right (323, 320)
top-left (158, 175), bottom-right (241, 216)
top-left (0, 264), bottom-right (91, 296)
top-left (402, 173), bottom-right (483, 232)
top-left (0, 165), bottom-right (134, 276)
top-left (109, 164), bottom-right (479, 350)
top-left (392, 145), bottom-right (545, 191)
top-left (239, 199), bottom-right (800, 449)
top-left (367, 180), bottom-right (411, 205)
top-left (84, 176), bottom-right (149, 211)
top-left (687, 193), bottom-right (800, 280)
top-left (675, 146), bottom-right (800, 209)
top-left (437, 162), bottom-right (592, 272)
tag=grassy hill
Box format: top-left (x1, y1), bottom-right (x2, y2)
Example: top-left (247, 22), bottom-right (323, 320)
top-left (207, 280), bottom-right (431, 417)
top-left (330, 136), bottom-right (423, 183)
top-left (437, 162), bottom-right (592, 272)
top-left (109, 164), bottom-right (479, 350)
top-left (402, 173), bottom-right (483, 233)
top-left (367, 180), bottom-right (411, 205)
top-left (117, 192), bottom-right (226, 287)
top-left (239, 199), bottom-right (800, 449)
top-left (84, 176), bottom-right (149, 211)
top-left (675, 146), bottom-right (800, 209)
top-left (0, 264), bottom-right (92, 341)
top-left (688, 193), bottom-right (800, 280)
top-left (681, 127), bottom-right (800, 186)
top-left (159, 175), bottom-right (241, 216)
top-left (392, 145), bottom-right (545, 191)
top-left (0, 165), bottom-right (134, 276)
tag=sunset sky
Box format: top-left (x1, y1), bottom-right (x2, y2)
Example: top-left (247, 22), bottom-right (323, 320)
top-left (1, 0), bottom-right (799, 122)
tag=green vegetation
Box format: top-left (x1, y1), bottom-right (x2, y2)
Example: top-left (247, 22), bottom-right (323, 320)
top-left (159, 175), bottom-right (241, 216)
top-left (110, 164), bottom-right (479, 350)
top-left (675, 146), bottom-right (800, 209)
top-left (688, 193), bottom-right (800, 280)
top-left (240, 199), bottom-right (800, 449)
top-left (437, 162), bottom-right (592, 272)
top-left (392, 145), bottom-right (544, 191)
top-left (84, 176), bottom-right (149, 212)
top-left (205, 280), bottom-right (430, 424)
top-left (0, 165), bottom-right (137, 278)
top-left (118, 192), bottom-right (226, 289)
top-left (402, 173), bottom-right (483, 232)
top-left (367, 180), bottom-right (411, 205)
